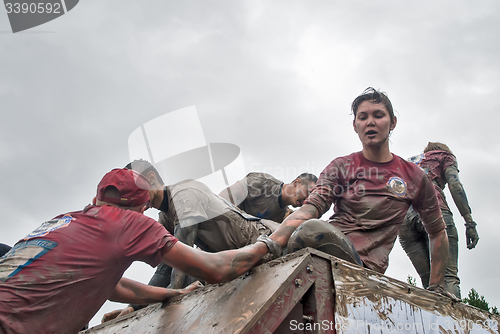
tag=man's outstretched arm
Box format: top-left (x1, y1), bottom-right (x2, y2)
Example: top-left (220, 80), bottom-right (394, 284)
top-left (108, 277), bottom-right (202, 305)
top-left (444, 166), bottom-right (479, 249)
top-left (162, 239), bottom-right (269, 284)
top-left (102, 278), bottom-right (203, 323)
top-left (105, 231), bottom-right (273, 323)
top-left (444, 166), bottom-right (472, 219)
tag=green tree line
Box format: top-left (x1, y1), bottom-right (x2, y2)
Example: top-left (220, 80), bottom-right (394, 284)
top-left (407, 275), bottom-right (499, 315)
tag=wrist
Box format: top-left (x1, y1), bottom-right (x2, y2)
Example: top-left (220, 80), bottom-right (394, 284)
top-left (256, 234), bottom-right (282, 259)
top-left (463, 214), bottom-right (473, 223)
top-left (465, 221), bottom-right (477, 228)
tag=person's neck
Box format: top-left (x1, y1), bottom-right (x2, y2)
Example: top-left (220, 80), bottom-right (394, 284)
top-left (151, 185), bottom-right (165, 210)
top-left (278, 184), bottom-right (286, 208)
top-left (362, 145), bottom-right (393, 163)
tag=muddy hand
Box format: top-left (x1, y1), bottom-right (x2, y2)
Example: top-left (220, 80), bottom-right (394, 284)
top-left (118, 306), bottom-right (135, 318)
top-left (184, 280), bottom-right (204, 293)
top-left (102, 308), bottom-right (125, 323)
top-left (465, 222), bottom-right (479, 249)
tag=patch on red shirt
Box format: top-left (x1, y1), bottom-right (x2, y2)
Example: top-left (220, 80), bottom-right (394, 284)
top-left (23, 214), bottom-right (75, 240)
top-left (387, 176), bottom-right (407, 197)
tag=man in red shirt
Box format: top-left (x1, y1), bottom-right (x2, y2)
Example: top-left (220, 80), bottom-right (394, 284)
top-left (399, 142), bottom-right (479, 298)
top-left (0, 168), bottom-right (274, 334)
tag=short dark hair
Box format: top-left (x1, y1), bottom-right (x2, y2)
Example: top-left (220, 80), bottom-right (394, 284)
top-left (351, 87), bottom-right (395, 123)
top-left (124, 159), bottom-right (165, 186)
top-left (295, 173), bottom-right (318, 185)
top-left (424, 142), bottom-right (453, 154)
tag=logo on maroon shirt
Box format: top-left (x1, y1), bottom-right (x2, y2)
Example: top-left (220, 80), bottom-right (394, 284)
top-left (23, 214), bottom-right (74, 240)
top-left (387, 177), bottom-right (407, 197)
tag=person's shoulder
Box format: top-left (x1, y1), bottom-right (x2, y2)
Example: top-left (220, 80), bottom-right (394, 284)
top-left (80, 205), bottom-right (158, 231)
top-left (393, 153), bottom-right (411, 164)
top-left (329, 151), bottom-right (360, 165)
top-left (170, 179), bottom-right (214, 201)
top-left (394, 154), bottom-right (426, 175)
top-left (54, 205), bottom-right (114, 220)
top-left (424, 150), bottom-right (456, 161)
top-left (171, 179), bottom-right (207, 192)
top-left (120, 210), bottom-right (163, 233)
top-left (245, 172), bottom-right (283, 187)
top-left (316, 152), bottom-right (361, 181)
top-left (253, 172), bottom-right (282, 183)
top-left (51, 209), bottom-right (83, 220)
top-left (106, 205), bottom-right (153, 221)
top-left (400, 160), bottom-right (431, 189)
top-left (247, 172), bottom-right (279, 180)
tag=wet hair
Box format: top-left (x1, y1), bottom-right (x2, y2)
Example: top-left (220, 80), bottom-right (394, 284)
top-left (424, 142), bottom-right (453, 154)
top-left (295, 173), bottom-right (318, 185)
top-left (351, 87), bottom-right (395, 123)
top-left (124, 159), bottom-right (165, 186)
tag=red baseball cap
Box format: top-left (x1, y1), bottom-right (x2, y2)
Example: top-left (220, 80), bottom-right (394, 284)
top-left (97, 168), bottom-right (151, 207)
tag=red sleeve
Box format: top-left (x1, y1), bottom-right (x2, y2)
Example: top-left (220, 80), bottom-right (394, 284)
top-left (441, 152), bottom-right (458, 172)
top-left (304, 159), bottom-right (343, 216)
top-left (119, 212), bottom-right (178, 267)
top-left (412, 171), bottom-right (446, 235)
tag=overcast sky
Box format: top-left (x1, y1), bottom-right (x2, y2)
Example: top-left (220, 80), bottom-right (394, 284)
top-left (1, 0), bottom-right (499, 328)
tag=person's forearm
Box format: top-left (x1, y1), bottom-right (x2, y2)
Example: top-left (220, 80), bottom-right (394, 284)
top-left (428, 229), bottom-right (449, 286)
top-left (200, 243), bottom-right (269, 283)
top-left (109, 277), bottom-right (186, 305)
top-left (162, 242), bottom-right (269, 284)
top-left (270, 204), bottom-right (318, 247)
top-left (445, 167), bottom-right (472, 220)
top-left (103, 280), bottom-right (203, 323)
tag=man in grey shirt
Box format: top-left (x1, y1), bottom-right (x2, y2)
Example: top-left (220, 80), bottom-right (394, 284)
top-left (219, 172), bottom-right (318, 224)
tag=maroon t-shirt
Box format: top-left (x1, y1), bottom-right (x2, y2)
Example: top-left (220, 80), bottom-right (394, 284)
top-left (0, 205), bottom-right (177, 334)
top-left (408, 150), bottom-right (457, 213)
top-left (304, 151), bottom-right (444, 273)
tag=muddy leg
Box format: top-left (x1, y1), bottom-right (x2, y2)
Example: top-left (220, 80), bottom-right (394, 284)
top-left (442, 211), bottom-right (461, 299)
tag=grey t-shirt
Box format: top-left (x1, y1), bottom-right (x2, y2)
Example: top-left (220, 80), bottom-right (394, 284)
top-left (237, 172), bottom-right (288, 223)
top-left (158, 180), bottom-right (271, 252)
